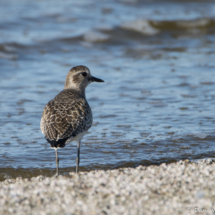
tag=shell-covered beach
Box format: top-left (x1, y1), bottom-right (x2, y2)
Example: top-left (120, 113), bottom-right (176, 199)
top-left (1, 0), bottom-right (215, 214)
top-left (1, 159), bottom-right (215, 215)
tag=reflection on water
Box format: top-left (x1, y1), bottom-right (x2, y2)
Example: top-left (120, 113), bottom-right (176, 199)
top-left (1, 0), bottom-right (215, 180)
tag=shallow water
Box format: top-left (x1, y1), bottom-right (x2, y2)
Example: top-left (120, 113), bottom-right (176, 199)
top-left (1, 0), bottom-right (215, 180)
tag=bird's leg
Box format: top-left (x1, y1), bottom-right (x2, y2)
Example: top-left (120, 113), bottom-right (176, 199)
top-left (54, 148), bottom-right (59, 177)
top-left (76, 140), bottom-right (81, 173)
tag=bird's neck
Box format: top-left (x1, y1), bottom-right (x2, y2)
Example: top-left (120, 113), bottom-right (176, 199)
top-left (64, 86), bottom-right (86, 98)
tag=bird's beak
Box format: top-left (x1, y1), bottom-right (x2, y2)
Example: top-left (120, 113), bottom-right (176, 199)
top-left (91, 76), bottom-right (104, 82)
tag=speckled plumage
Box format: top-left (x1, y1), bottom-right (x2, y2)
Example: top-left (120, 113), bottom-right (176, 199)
top-left (40, 65), bottom-right (104, 175)
top-left (40, 89), bottom-right (92, 148)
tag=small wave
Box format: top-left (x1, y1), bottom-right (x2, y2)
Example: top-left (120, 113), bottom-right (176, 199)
top-left (121, 20), bottom-right (159, 35)
top-left (184, 132), bottom-right (209, 140)
top-left (119, 18), bottom-right (214, 36)
top-left (193, 132), bottom-right (209, 139)
top-left (0, 52), bottom-right (17, 60)
top-left (0, 44), bottom-right (19, 60)
top-left (83, 31), bottom-right (109, 43)
top-left (176, 18), bottom-right (211, 28)
top-left (151, 18), bottom-right (215, 30)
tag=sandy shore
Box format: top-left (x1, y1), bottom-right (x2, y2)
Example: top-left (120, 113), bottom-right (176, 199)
top-left (1, 159), bottom-right (215, 215)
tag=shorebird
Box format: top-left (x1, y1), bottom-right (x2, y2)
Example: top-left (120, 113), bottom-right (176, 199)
top-left (40, 65), bottom-right (104, 176)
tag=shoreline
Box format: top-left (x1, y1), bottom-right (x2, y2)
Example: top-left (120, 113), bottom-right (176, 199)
top-left (1, 159), bottom-right (215, 215)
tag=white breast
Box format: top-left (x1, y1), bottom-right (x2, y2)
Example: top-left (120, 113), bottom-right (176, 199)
top-left (67, 131), bottom-right (87, 143)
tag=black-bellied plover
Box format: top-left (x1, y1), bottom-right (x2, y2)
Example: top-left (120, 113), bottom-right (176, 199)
top-left (40, 65), bottom-right (104, 176)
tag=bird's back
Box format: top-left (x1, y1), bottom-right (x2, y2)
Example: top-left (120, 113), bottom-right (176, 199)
top-left (40, 89), bottom-right (92, 148)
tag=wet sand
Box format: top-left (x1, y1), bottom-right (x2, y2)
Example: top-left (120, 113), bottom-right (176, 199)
top-left (1, 159), bottom-right (214, 215)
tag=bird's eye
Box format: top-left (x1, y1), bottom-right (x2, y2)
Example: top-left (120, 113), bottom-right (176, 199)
top-left (82, 72), bottom-right (87, 77)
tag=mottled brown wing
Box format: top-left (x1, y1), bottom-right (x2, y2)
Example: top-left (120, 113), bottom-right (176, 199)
top-left (40, 99), bottom-right (92, 141)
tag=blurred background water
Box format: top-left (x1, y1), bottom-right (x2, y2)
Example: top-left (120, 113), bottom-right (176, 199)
top-left (1, 0), bottom-right (215, 180)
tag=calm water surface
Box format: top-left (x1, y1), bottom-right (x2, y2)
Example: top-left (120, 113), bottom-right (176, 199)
top-left (1, 0), bottom-right (215, 180)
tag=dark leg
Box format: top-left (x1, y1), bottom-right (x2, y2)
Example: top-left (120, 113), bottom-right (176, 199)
top-left (55, 148), bottom-right (59, 176)
top-left (76, 141), bottom-right (81, 173)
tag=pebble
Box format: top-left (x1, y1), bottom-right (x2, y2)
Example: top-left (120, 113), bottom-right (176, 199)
top-left (1, 159), bottom-right (215, 215)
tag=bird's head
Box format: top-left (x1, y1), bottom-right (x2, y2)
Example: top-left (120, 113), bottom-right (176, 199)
top-left (64, 65), bottom-right (104, 90)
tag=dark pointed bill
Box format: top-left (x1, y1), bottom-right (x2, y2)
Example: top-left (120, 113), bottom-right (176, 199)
top-left (91, 76), bottom-right (104, 82)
